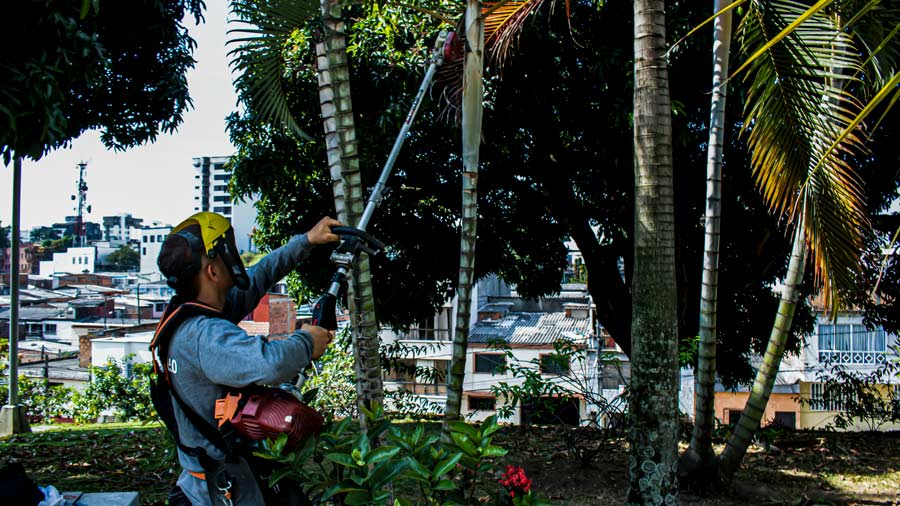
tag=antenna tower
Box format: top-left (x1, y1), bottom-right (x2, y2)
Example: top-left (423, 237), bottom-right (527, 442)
top-left (71, 161), bottom-right (90, 247)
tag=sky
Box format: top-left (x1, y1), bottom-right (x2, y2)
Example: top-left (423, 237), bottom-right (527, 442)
top-left (0, 2), bottom-right (238, 232)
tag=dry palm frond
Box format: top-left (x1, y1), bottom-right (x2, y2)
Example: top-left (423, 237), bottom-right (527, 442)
top-left (228, 0), bottom-right (319, 140)
top-left (483, 0), bottom-right (548, 72)
top-left (737, 0), bottom-right (870, 310)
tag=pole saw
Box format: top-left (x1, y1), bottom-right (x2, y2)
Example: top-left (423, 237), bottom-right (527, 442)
top-left (309, 30), bottom-right (460, 331)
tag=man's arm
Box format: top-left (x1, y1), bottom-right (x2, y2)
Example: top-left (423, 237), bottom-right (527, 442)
top-left (223, 234), bottom-right (313, 323)
top-left (196, 317), bottom-right (315, 387)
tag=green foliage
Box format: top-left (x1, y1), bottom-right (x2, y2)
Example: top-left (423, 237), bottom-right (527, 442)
top-left (72, 356), bottom-right (156, 424)
top-left (303, 330), bottom-right (358, 419)
top-left (105, 245), bottom-right (140, 272)
top-left (18, 375), bottom-right (74, 423)
top-left (1, 0), bottom-right (204, 162)
top-left (29, 226), bottom-right (59, 243)
top-left (0, 223), bottom-right (10, 249)
top-left (255, 410), bottom-right (549, 505)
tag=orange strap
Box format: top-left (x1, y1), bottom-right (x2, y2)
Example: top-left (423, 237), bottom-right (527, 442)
top-left (189, 471), bottom-right (205, 480)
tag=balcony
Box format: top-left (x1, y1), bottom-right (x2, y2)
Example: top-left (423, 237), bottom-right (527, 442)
top-left (387, 380), bottom-right (447, 396)
top-left (398, 328), bottom-right (451, 341)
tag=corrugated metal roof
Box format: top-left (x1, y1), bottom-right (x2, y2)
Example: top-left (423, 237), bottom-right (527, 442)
top-left (0, 307), bottom-right (67, 321)
top-left (469, 312), bottom-right (592, 345)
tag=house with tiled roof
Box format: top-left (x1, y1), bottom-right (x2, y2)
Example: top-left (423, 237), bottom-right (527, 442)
top-left (381, 275), bottom-right (627, 426)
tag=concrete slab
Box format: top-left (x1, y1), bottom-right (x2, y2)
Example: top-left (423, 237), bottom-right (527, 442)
top-left (0, 404), bottom-right (31, 435)
top-left (62, 491), bottom-right (140, 505)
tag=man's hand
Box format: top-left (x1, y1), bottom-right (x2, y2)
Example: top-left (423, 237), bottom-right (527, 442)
top-left (307, 216), bottom-right (343, 245)
top-left (301, 323), bottom-right (333, 359)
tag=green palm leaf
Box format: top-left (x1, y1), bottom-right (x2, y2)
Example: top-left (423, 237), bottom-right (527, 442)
top-left (737, 0), bottom-right (870, 309)
top-left (228, 0), bottom-right (319, 140)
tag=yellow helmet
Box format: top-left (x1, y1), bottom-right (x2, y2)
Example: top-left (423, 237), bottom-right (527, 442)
top-left (162, 212), bottom-right (250, 291)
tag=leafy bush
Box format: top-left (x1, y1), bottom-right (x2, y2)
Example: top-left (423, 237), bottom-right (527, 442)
top-left (72, 356), bottom-right (156, 424)
top-left (255, 409), bottom-right (550, 505)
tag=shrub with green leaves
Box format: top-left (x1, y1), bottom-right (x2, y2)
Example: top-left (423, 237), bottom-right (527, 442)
top-left (72, 356), bottom-right (156, 424)
top-left (254, 409), bottom-right (550, 505)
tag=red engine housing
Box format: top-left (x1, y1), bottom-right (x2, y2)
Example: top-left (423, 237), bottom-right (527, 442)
top-left (230, 388), bottom-right (323, 448)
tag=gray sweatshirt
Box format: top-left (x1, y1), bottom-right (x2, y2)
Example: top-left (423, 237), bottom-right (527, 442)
top-left (168, 234), bottom-right (315, 505)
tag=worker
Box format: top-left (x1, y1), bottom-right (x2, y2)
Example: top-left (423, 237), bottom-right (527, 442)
top-left (149, 212), bottom-right (340, 505)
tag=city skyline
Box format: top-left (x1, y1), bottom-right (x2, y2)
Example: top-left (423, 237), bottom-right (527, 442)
top-left (0, 2), bottom-right (238, 231)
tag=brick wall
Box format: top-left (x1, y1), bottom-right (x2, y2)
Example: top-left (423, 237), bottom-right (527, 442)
top-left (267, 294), bottom-right (295, 335)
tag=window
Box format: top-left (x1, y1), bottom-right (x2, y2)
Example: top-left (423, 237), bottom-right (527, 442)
top-left (214, 174), bottom-right (231, 181)
top-left (601, 363), bottom-right (627, 389)
top-left (214, 185), bottom-right (228, 192)
top-left (540, 354), bottom-right (570, 375)
top-left (143, 236), bottom-right (148, 243)
top-left (810, 382), bottom-right (849, 411)
top-left (157, 235), bottom-right (163, 242)
top-left (213, 196), bottom-right (231, 203)
top-left (150, 236), bottom-right (155, 243)
top-left (214, 206), bottom-right (232, 214)
top-left (142, 247), bottom-right (147, 255)
top-left (44, 323), bottom-right (57, 336)
top-left (772, 411), bottom-right (796, 429)
top-left (72, 257), bottom-right (76, 264)
top-left (469, 397), bottom-right (496, 411)
top-left (818, 323), bottom-right (889, 364)
top-left (727, 409), bottom-right (742, 425)
top-left (474, 353), bottom-right (506, 374)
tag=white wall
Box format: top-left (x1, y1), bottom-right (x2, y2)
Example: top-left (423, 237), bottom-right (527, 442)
top-left (139, 226), bottom-right (172, 277)
top-left (45, 246), bottom-right (96, 275)
top-left (92, 335), bottom-right (154, 370)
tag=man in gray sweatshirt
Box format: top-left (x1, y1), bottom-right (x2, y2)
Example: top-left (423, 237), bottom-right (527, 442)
top-left (153, 212), bottom-right (339, 505)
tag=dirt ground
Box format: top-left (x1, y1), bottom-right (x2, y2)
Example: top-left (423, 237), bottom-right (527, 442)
top-left (2, 424), bottom-right (899, 505)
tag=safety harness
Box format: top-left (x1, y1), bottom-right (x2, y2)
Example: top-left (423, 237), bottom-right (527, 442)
top-left (149, 298), bottom-right (246, 505)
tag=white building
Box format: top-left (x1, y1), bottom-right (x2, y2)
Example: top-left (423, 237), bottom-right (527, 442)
top-left (91, 332), bottom-right (154, 371)
top-left (381, 277), bottom-right (621, 426)
top-left (192, 156), bottom-right (258, 254)
top-left (39, 246), bottom-right (97, 276)
top-left (139, 225), bottom-right (172, 279)
top-left (102, 213), bottom-right (144, 245)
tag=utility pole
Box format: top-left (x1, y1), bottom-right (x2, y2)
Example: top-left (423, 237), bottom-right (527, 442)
top-left (1, 156), bottom-right (31, 435)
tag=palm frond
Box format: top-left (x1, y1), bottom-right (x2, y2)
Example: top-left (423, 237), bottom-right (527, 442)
top-left (228, 0), bottom-right (319, 140)
top-left (483, 0), bottom-right (548, 72)
top-left (737, 0), bottom-right (870, 309)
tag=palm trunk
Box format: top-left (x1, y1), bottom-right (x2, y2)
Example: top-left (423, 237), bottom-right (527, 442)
top-left (316, 0), bottom-right (383, 424)
top-left (683, 0), bottom-right (732, 478)
top-left (718, 222), bottom-right (807, 480)
top-left (627, 1), bottom-right (679, 504)
top-left (443, 0), bottom-right (484, 434)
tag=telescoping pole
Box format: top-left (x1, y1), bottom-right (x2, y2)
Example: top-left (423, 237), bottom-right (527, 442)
top-left (323, 31), bottom-right (450, 299)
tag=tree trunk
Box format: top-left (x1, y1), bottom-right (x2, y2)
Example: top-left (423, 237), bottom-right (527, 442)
top-left (719, 221), bottom-right (807, 481)
top-left (682, 0), bottom-right (732, 483)
top-left (316, 0), bottom-right (383, 424)
top-left (443, 0), bottom-right (484, 433)
top-left (627, 1), bottom-right (679, 504)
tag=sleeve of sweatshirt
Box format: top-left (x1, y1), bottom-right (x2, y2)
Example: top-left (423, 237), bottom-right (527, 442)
top-left (196, 317), bottom-right (315, 387)
top-left (224, 234), bottom-right (313, 323)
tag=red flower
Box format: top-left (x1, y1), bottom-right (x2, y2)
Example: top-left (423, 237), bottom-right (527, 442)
top-left (499, 465), bottom-right (533, 495)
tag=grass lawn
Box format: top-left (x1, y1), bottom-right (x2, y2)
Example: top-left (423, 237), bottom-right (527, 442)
top-left (2, 422), bottom-right (899, 505)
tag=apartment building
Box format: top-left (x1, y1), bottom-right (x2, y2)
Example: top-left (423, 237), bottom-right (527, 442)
top-left (192, 156), bottom-right (258, 254)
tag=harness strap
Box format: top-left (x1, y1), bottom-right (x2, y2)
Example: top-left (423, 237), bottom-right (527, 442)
top-left (149, 299), bottom-right (241, 468)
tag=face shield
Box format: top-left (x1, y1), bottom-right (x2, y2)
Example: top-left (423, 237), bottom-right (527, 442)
top-left (210, 226), bottom-right (250, 290)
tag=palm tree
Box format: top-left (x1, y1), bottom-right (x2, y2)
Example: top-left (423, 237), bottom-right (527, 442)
top-left (627, 0), bottom-right (680, 503)
top-left (443, 0), bottom-right (486, 430)
top-left (228, 0), bottom-right (383, 420)
top-left (316, 0), bottom-right (385, 419)
top-left (682, 0), bottom-right (733, 482)
top-left (710, 0), bottom-right (874, 481)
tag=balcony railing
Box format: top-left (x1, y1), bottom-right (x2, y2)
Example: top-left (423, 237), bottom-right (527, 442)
top-left (386, 380), bottom-right (447, 396)
top-left (398, 328), bottom-right (451, 341)
top-left (819, 350), bottom-right (886, 365)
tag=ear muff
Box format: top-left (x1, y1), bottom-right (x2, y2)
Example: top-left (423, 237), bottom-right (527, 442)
top-left (164, 230), bottom-right (204, 292)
